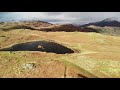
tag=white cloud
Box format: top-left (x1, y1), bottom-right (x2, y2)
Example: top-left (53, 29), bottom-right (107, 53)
top-left (1, 12), bottom-right (120, 24)
top-left (41, 12), bottom-right (120, 24)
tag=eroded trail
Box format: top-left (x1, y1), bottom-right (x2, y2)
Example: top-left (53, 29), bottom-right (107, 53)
top-left (81, 51), bottom-right (100, 55)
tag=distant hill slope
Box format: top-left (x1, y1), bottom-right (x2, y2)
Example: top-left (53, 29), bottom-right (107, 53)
top-left (81, 17), bottom-right (120, 27)
top-left (84, 25), bottom-right (120, 36)
top-left (39, 24), bottom-right (82, 32)
top-left (1, 20), bottom-right (120, 36)
top-left (0, 21), bottom-right (96, 32)
top-left (78, 17), bottom-right (120, 36)
top-left (0, 21), bottom-right (53, 30)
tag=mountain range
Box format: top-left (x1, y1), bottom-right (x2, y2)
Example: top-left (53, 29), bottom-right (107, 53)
top-left (1, 17), bottom-right (120, 36)
top-left (80, 17), bottom-right (120, 27)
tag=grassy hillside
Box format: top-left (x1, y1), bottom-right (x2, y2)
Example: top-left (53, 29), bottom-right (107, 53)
top-left (0, 21), bottom-right (53, 30)
top-left (86, 25), bottom-right (120, 36)
top-left (0, 21), bottom-right (96, 32)
top-left (0, 28), bottom-right (120, 78)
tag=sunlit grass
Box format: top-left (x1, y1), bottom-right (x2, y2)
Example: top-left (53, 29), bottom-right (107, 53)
top-left (1, 26), bottom-right (120, 78)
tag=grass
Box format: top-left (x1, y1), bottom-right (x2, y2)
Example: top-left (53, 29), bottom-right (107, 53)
top-left (0, 27), bottom-right (120, 78)
top-left (59, 53), bottom-right (120, 78)
top-left (88, 26), bottom-right (120, 36)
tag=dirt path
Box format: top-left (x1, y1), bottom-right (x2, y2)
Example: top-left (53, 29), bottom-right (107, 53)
top-left (81, 51), bottom-right (100, 55)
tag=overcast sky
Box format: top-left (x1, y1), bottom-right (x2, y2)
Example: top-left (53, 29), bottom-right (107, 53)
top-left (0, 12), bottom-right (120, 25)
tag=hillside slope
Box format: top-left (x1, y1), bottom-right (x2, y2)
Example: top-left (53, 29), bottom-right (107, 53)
top-left (0, 21), bottom-right (53, 30)
top-left (0, 28), bottom-right (120, 78)
top-left (81, 17), bottom-right (120, 27)
top-left (0, 21), bottom-right (98, 33)
top-left (85, 25), bottom-right (120, 36)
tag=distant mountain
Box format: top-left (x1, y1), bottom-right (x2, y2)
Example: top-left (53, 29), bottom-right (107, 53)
top-left (80, 17), bottom-right (120, 27)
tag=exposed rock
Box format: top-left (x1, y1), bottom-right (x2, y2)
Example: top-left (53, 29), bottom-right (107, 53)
top-left (22, 63), bottom-right (36, 70)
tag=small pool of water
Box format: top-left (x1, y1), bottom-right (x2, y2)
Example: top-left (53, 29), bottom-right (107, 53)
top-left (0, 41), bottom-right (75, 54)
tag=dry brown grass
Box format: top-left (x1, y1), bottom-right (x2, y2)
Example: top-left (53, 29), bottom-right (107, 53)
top-left (1, 27), bottom-right (120, 78)
top-left (16, 60), bottom-right (65, 78)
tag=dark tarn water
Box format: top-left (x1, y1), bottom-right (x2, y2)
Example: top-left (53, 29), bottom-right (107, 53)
top-left (0, 41), bottom-right (74, 54)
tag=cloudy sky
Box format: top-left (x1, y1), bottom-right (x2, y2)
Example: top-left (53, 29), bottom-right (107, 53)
top-left (0, 12), bottom-right (120, 25)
